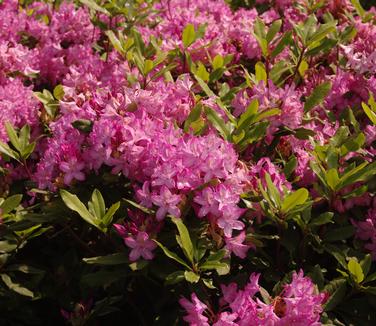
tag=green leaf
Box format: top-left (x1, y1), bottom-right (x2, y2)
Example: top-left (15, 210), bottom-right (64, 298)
top-left (123, 198), bottom-right (154, 214)
top-left (254, 108), bottom-right (281, 122)
top-left (72, 119), bottom-right (93, 133)
top-left (144, 59), bottom-right (154, 75)
top-left (5, 122), bottom-right (21, 152)
top-left (212, 54), bottom-right (224, 70)
top-left (200, 261), bottom-right (229, 271)
top-left (83, 253), bottom-right (129, 265)
top-left (360, 254), bottom-right (372, 278)
top-left (102, 202), bottom-right (120, 227)
top-left (184, 271), bottom-right (200, 283)
top-left (255, 61), bottom-right (267, 83)
top-left (324, 278), bottom-right (347, 311)
top-left (205, 107), bottom-right (231, 140)
top-left (254, 18), bottom-right (266, 40)
top-left (19, 125), bottom-right (30, 150)
top-left (365, 272), bottom-right (376, 283)
top-left (90, 189), bottom-right (106, 218)
top-left (253, 18), bottom-right (267, 56)
top-left (154, 240), bottom-right (191, 270)
top-left (310, 212), bottom-right (334, 226)
top-left (60, 190), bottom-right (97, 228)
top-left (194, 62), bottom-right (209, 82)
top-left (283, 155), bottom-right (297, 178)
top-left (184, 103), bottom-right (203, 133)
top-left (237, 99), bottom-right (259, 130)
top-left (307, 22), bottom-right (336, 45)
top-left (265, 173), bottom-right (281, 208)
top-left (266, 19), bottom-right (282, 43)
top-left (165, 271), bottom-right (185, 285)
top-left (271, 31), bottom-right (292, 58)
top-left (338, 161), bottom-right (376, 190)
top-left (53, 85), bottom-right (64, 100)
top-left (326, 168), bottom-right (340, 191)
top-left (348, 258), bottom-right (364, 283)
top-left (105, 30), bottom-right (124, 55)
top-left (281, 188), bottom-right (309, 213)
top-left (171, 216), bottom-right (194, 263)
top-left (0, 141), bottom-right (20, 161)
top-left (182, 23), bottom-right (196, 48)
top-left (0, 273), bottom-right (34, 298)
top-left (79, 0), bottom-right (110, 15)
top-left (298, 59), bottom-right (309, 77)
top-left (351, 0), bottom-right (365, 17)
top-left (324, 226), bottom-right (354, 242)
top-left (362, 102), bottom-right (376, 125)
top-left (304, 81), bottom-right (332, 113)
top-left (0, 194), bottom-right (23, 215)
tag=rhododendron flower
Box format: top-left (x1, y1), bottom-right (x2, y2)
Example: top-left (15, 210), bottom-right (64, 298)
top-left (151, 186), bottom-right (182, 220)
top-left (181, 271), bottom-right (325, 325)
top-left (59, 158), bottom-right (85, 185)
top-left (225, 231), bottom-right (251, 258)
top-left (124, 231), bottom-right (157, 261)
top-left (179, 293), bottom-right (210, 326)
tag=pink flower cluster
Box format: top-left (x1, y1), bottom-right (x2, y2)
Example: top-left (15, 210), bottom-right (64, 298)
top-left (0, 0), bottom-right (375, 276)
top-left (180, 270), bottom-right (326, 326)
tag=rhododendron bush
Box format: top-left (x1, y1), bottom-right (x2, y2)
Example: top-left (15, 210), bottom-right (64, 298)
top-left (1, 0), bottom-right (376, 324)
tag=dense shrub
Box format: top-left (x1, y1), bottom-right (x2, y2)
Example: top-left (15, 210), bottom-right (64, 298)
top-left (0, 0), bottom-right (376, 325)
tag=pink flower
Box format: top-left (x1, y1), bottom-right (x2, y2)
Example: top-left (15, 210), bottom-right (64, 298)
top-left (217, 206), bottom-right (245, 237)
top-left (179, 293), bottom-right (210, 326)
top-left (151, 186), bottom-right (181, 220)
top-left (59, 157), bottom-right (85, 185)
top-left (225, 231), bottom-right (251, 259)
top-left (124, 231), bottom-right (157, 261)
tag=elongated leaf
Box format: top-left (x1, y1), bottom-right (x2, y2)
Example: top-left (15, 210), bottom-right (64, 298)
top-left (205, 107), bottom-right (230, 140)
top-left (362, 102), bottom-right (376, 125)
top-left (83, 253), bottom-right (129, 265)
top-left (1, 273), bottom-right (34, 298)
top-left (360, 254), bottom-right (371, 278)
top-left (0, 194), bottom-right (23, 214)
top-left (79, 0), bottom-right (110, 15)
top-left (324, 278), bottom-right (347, 311)
top-left (326, 168), bottom-right (340, 191)
top-left (60, 190), bottom-right (97, 228)
top-left (310, 212), bottom-right (334, 226)
top-left (237, 99), bottom-right (258, 130)
top-left (255, 61), bottom-right (267, 83)
top-left (53, 84), bottom-right (64, 101)
top-left (0, 141), bottom-right (20, 161)
top-left (102, 202), bottom-right (120, 227)
top-left (271, 31), bottom-right (292, 58)
top-left (184, 271), bottom-right (200, 283)
top-left (165, 271), bottom-right (185, 285)
top-left (348, 259), bottom-right (364, 283)
top-left (281, 188), bottom-right (308, 213)
top-left (304, 81), bottom-right (332, 112)
top-left (91, 189), bottom-right (106, 218)
top-left (266, 19), bottom-right (282, 43)
top-left (171, 216), bottom-right (194, 263)
top-left (351, 0), bottom-right (365, 17)
top-left (105, 30), bottom-right (124, 55)
top-left (265, 173), bottom-right (281, 208)
top-left (154, 240), bottom-right (191, 270)
top-left (184, 104), bottom-right (202, 133)
top-left (5, 122), bottom-right (21, 152)
top-left (324, 226), bottom-right (354, 242)
top-left (182, 24), bottom-right (195, 48)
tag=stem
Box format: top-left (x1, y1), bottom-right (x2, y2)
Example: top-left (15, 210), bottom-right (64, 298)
top-left (22, 159), bottom-right (33, 181)
top-left (290, 46), bottom-right (306, 86)
top-left (65, 223), bottom-right (96, 255)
